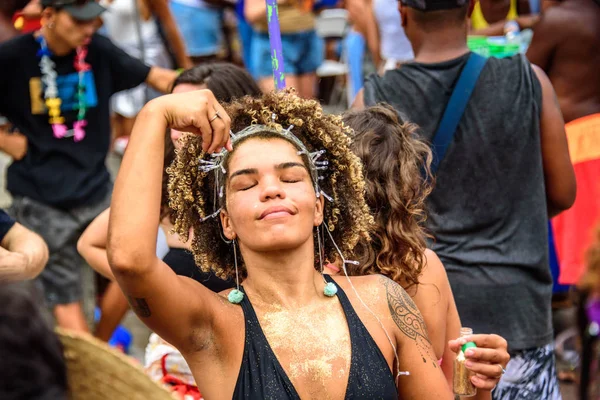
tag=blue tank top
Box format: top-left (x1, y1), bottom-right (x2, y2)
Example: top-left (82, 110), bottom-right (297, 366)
top-left (233, 275), bottom-right (398, 399)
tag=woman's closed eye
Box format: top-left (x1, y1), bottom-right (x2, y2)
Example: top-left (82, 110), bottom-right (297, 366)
top-left (280, 170), bottom-right (307, 184)
top-left (231, 179), bottom-right (257, 191)
top-left (282, 178), bottom-right (302, 183)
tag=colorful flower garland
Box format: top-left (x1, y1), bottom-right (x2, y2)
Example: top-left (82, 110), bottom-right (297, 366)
top-left (36, 35), bottom-right (90, 142)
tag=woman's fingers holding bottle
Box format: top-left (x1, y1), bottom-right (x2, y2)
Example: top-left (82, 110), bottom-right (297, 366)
top-left (470, 373), bottom-right (499, 391)
top-left (455, 334), bottom-right (509, 390)
top-left (447, 337), bottom-right (465, 354)
top-left (465, 334), bottom-right (508, 353)
top-left (464, 358), bottom-right (505, 378)
top-left (453, 334), bottom-right (508, 358)
top-left (464, 347), bottom-right (508, 365)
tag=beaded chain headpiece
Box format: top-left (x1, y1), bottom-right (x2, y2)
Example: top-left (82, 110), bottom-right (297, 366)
top-left (197, 123), bottom-right (333, 222)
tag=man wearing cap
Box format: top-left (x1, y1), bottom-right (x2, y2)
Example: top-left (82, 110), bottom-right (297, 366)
top-left (354, 1), bottom-right (575, 398)
top-left (0, 0), bottom-right (178, 332)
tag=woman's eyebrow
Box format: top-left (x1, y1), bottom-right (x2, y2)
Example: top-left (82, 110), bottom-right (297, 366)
top-left (275, 162), bottom-right (307, 171)
top-left (229, 168), bottom-right (258, 180)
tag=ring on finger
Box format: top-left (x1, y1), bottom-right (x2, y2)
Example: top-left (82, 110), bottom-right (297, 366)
top-left (498, 364), bottom-right (506, 376)
top-left (209, 111), bottom-right (221, 123)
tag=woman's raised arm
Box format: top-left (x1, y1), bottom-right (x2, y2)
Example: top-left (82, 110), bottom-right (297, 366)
top-left (107, 90), bottom-right (231, 351)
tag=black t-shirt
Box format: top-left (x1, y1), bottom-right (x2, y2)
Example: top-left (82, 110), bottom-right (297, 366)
top-left (0, 33), bottom-right (151, 210)
top-left (0, 209), bottom-right (15, 243)
top-left (364, 54), bottom-right (551, 351)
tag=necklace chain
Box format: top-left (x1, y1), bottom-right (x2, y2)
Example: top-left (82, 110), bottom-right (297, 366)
top-left (36, 34), bottom-right (90, 142)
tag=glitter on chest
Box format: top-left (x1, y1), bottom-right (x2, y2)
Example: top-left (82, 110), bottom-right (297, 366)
top-left (256, 301), bottom-right (352, 386)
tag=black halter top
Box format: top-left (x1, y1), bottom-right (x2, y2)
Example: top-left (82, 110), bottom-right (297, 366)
top-left (232, 275), bottom-right (398, 399)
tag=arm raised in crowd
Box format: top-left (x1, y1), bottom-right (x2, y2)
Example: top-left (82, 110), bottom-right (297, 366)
top-left (346, 0), bottom-right (382, 68)
top-left (0, 218), bottom-right (49, 282)
top-left (147, 0), bottom-right (193, 69)
top-left (532, 65), bottom-right (576, 217)
top-left (77, 208), bottom-right (114, 280)
top-left (146, 67), bottom-right (179, 94)
top-left (107, 89), bottom-right (232, 351)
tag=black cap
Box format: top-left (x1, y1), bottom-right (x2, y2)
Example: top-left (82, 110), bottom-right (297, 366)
top-left (41, 0), bottom-right (105, 21)
top-left (400, 0), bottom-right (468, 11)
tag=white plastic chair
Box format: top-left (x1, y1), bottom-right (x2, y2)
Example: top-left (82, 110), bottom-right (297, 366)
top-left (315, 9), bottom-right (350, 109)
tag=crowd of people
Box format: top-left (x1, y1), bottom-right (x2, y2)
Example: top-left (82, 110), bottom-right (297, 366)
top-left (0, 0), bottom-right (598, 399)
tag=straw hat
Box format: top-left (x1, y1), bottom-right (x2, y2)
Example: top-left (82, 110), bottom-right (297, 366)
top-left (56, 328), bottom-right (174, 400)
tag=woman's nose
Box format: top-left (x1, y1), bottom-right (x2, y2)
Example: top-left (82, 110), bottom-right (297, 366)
top-left (260, 178), bottom-right (286, 201)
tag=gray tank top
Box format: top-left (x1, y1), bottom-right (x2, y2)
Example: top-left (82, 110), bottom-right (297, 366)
top-left (364, 53), bottom-right (551, 351)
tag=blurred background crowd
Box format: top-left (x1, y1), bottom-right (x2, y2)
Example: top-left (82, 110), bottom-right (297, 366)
top-left (0, 0), bottom-right (598, 399)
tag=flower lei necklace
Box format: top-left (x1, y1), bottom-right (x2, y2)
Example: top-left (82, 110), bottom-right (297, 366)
top-left (36, 34), bottom-right (90, 142)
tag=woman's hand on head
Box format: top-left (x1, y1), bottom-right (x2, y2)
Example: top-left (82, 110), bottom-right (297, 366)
top-left (153, 89), bottom-right (233, 153)
top-left (448, 334), bottom-right (510, 391)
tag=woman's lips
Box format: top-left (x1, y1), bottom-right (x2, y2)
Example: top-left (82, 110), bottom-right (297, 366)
top-left (259, 206), bottom-right (294, 220)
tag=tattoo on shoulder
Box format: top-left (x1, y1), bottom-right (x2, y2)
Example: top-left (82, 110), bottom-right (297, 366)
top-left (127, 296), bottom-right (152, 318)
top-left (381, 276), bottom-right (438, 368)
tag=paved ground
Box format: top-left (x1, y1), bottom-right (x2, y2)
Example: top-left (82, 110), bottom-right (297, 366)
top-left (561, 382), bottom-right (577, 399)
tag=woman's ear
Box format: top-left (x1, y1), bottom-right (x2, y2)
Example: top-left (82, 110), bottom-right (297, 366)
top-left (220, 210), bottom-right (236, 240)
top-left (314, 194), bottom-right (325, 227)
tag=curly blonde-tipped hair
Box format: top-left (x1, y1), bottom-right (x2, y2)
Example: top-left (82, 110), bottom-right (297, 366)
top-left (343, 104), bottom-right (433, 288)
top-left (167, 89), bottom-right (374, 281)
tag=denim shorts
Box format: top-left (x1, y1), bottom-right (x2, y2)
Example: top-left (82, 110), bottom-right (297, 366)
top-left (7, 191), bottom-right (111, 307)
top-left (251, 30), bottom-right (324, 78)
top-left (169, 1), bottom-right (223, 57)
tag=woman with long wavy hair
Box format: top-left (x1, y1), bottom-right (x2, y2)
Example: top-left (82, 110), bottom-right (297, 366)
top-left (342, 104), bottom-right (510, 399)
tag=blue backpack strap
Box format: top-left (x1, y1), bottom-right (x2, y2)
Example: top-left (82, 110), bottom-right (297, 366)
top-left (430, 53), bottom-right (488, 175)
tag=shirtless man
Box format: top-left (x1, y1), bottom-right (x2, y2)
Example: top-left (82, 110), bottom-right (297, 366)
top-left (527, 0), bottom-right (600, 123)
top-left (527, 0), bottom-right (600, 287)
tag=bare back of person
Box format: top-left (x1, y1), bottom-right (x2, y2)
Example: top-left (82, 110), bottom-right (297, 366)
top-left (527, 0), bottom-right (600, 123)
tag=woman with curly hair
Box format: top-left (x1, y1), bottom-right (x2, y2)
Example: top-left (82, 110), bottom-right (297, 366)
top-left (107, 89), bottom-right (453, 398)
top-left (342, 104), bottom-right (510, 398)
